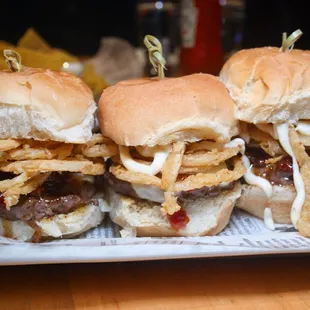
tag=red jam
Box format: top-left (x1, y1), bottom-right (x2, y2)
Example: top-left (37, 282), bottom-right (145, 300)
top-left (247, 148), bottom-right (294, 186)
top-left (278, 156), bottom-right (293, 173)
top-left (168, 209), bottom-right (190, 230)
top-left (177, 174), bottom-right (188, 182)
top-left (0, 193), bottom-right (5, 209)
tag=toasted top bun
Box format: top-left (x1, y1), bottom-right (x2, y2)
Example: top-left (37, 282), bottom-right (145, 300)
top-left (0, 67), bottom-right (96, 143)
top-left (98, 73), bottom-right (238, 146)
top-left (220, 47), bottom-right (310, 124)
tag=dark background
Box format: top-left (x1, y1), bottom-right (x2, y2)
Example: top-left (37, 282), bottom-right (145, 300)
top-left (0, 0), bottom-right (309, 56)
top-left (0, 0), bottom-right (138, 55)
top-left (242, 0), bottom-right (309, 49)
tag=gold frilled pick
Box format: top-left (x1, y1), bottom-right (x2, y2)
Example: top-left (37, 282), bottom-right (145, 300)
top-left (280, 29), bottom-right (303, 52)
top-left (143, 35), bottom-right (166, 79)
top-left (3, 50), bottom-right (23, 72)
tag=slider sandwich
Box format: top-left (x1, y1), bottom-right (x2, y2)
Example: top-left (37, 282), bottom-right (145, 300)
top-left (220, 30), bottom-right (310, 235)
top-left (98, 43), bottom-right (246, 237)
top-left (0, 51), bottom-right (113, 242)
top-left (99, 73), bottom-right (246, 236)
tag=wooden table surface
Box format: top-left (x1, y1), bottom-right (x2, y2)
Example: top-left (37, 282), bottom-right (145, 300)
top-left (1, 255), bottom-right (310, 310)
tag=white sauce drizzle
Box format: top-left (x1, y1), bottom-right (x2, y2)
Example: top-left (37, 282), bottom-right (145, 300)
top-left (241, 155), bottom-right (273, 198)
top-left (119, 145), bottom-right (171, 176)
top-left (264, 207), bottom-right (275, 231)
top-left (296, 121), bottom-right (310, 136)
top-left (225, 138), bottom-right (273, 198)
top-left (275, 123), bottom-right (305, 228)
top-left (224, 138), bottom-right (246, 152)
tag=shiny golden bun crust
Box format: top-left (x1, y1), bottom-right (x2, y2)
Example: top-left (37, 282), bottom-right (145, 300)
top-left (0, 67), bottom-right (96, 143)
top-left (220, 47), bottom-right (310, 124)
top-left (98, 73), bottom-right (239, 146)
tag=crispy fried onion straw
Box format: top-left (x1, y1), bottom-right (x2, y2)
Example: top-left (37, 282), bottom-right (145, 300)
top-left (247, 125), bottom-right (284, 156)
top-left (260, 140), bottom-right (284, 157)
top-left (289, 127), bottom-right (310, 236)
top-left (0, 159), bottom-right (105, 175)
top-left (0, 134), bottom-right (116, 161)
top-left (82, 144), bottom-right (118, 158)
top-left (85, 133), bottom-right (115, 148)
top-left (4, 173), bottom-right (51, 209)
top-left (160, 142), bottom-right (186, 214)
top-left (186, 141), bottom-right (225, 152)
top-left (80, 134), bottom-right (118, 158)
top-left (4, 144), bottom-right (73, 160)
top-left (111, 157), bottom-right (245, 215)
top-left (174, 157), bottom-right (245, 192)
top-left (110, 164), bottom-right (161, 187)
top-left (111, 156), bottom-right (215, 175)
top-left (112, 140), bottom-right (245, 216)
top-left (162, 191), bottom-right (180, 215)
top-left (161, 142), bottom-right (186, 190)
top-left (265, 155), bottom-right (284, 165)
top-left (111, 158), bottom-right (245, 197)
top-left (182, 145), bottom-right (241, 167)
top-left (0, 139), bottom-right (21, 152)
top-left (0, 133), bottom-right (111, 209)
top-left (0, 172), bottom-right (35, 192)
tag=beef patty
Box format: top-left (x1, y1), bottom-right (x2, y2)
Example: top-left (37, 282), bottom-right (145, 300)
top-left (105, 172), bottom-right (236, 205)
top-left (0, 173), bottom-right (101, 222)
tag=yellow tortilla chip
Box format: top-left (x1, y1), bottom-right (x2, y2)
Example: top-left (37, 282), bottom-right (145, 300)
top-left (0, 28), bottom-right (108, 95)
top-left (17, 28), bottom-right (51, 51)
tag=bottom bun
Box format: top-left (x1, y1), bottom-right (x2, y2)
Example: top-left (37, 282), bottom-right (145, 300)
top-left (0, 202), bottom-right (105, 242)
top-left (236, 185), bottom-right (295, 224)
top-left (109, 184), bottom-right (242, 237)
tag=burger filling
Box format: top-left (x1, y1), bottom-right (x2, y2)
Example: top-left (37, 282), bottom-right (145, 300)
top-left (105, 171), bottom-right (236, 204)
top-left (245, 147), bottom-right (293, 186)
top-left (108, 139), bottom-right (246, 231)
top-left (0, 173), bottom-right (104, 241)
top-left (241, 121), bottom-right (310, 228)
top-left (0, 172), bottom-right (103, 223)
top-left (0, 133), bottom-right (113, 241)
top-left (0, 172), bottom-right (103, 222)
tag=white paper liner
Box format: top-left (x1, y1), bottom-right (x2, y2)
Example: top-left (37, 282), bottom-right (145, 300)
top-left (1, 210), bottom-right (309, 265)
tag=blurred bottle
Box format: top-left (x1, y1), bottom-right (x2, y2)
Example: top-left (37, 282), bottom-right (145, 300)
top-left (137, 0), bottom-right (180, 77)
top-left (221, 0), bottom-right (245, 60)
top-left (180, 0), bottom-right (224, 75)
